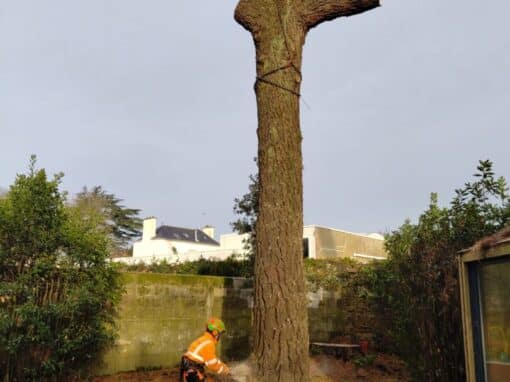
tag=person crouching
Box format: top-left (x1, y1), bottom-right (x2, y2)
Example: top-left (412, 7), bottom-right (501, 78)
top-left (180, 317), bottom-right (230, 382)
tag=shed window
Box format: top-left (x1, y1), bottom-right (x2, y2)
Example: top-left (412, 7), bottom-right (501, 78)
top-left (479, 257), bottom-right (510, 381)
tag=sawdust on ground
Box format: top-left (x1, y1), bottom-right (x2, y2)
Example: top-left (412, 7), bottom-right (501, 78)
top-left (92, 353), bottom-right (408, 382)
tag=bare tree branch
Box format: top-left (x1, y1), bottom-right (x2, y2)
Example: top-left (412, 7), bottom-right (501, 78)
top-left (303, 0), bottom-right (380, 30)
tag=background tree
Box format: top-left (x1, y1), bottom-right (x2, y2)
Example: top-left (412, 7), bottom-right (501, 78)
top-left (356, 160), bottom-right (510, 381)
top-left (0, 157), bottom-right (123, 381)
top-left (234, 1), bottom-right (379, 380)
top-left (73, 186), bottom-right (142, 254)
top-left (231, 165), bottom-right (259, 264)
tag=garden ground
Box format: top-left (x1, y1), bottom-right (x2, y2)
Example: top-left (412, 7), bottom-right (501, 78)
top-left (92, 353), bottom-right (408, 382)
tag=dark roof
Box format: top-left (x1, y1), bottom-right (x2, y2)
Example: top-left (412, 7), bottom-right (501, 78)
top-left (155, 225), bottom-right (220, 246)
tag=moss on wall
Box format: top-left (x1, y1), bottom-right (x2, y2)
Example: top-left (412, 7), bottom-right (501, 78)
top-left (98, 272), bottom-right (368, 375)
top-left (99, 273), bottom-right (252, 375)
top-left (122, 272), bottom-right (229, 288)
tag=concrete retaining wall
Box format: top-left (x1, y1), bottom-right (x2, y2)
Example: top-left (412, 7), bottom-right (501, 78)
top-left (99, 272), bottom-right (351, 375)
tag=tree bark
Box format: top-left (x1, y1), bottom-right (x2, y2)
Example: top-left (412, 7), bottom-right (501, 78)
top-left (234, 1), bottom-right (379, 381)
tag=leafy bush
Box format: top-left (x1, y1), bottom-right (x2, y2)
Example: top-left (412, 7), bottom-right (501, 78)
top-left (353, 354), bottom-right (377, 368)
top-left (304, 257), bottom-right (359, 291)
top-left (118, 255), bottom-right (254, 278)
top-left (0, 158), bottom-right (123, 381)
top-left (354, 160), bottom-right (510, 381)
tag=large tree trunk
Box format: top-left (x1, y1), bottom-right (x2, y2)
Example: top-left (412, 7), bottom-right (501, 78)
top-left (252, 6), bottom-right (308, 382)
top-left (234, 1), bottom-right (379, 381)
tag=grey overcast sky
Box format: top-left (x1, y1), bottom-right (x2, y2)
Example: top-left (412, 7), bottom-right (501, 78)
top-left (1, 0), bottom-right (509, 237)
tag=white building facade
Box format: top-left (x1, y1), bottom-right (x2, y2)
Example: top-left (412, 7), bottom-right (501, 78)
top-left (113, 218), bottom-right (250, 265)
top-left (113, 218), bottom-right (386, 265)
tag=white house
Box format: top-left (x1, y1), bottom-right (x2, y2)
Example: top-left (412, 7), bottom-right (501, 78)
top-left (113, 218), bottom-right (386, 265)
top-left (113, 217), bottom-right (250, 265)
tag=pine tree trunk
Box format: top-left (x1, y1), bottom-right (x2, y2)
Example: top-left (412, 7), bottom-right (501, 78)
top-left (252, 8), bottom-right (308, 381)
top-left (234, 1), bottom-right (380, 381)
top-left (254, 7), bottom-right (309, 382)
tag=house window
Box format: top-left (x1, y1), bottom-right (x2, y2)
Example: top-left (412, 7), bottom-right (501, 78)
top-left (303, 238), bottom-right (309, 259)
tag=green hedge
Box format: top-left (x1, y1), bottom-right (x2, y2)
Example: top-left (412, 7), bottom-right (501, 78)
top-left (117, 256), bottom-right (360, 292)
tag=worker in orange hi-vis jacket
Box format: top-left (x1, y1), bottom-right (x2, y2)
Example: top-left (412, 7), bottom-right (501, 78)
top-left (180, 317), bottom-right (230, 382)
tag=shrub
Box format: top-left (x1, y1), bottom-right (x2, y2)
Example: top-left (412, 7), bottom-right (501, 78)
top-left (118, 255), bottom-right (254, 278)
top-left (304, 257), bottom-right (359, 291)
top-left (353, 354), bottom-right (377, 368)
top-left (118, 257), bottom-right (361, 287)
top-left (354, 160), bottom-right (510, 381)
top-left (0, 158), bottom-right (123, 381)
